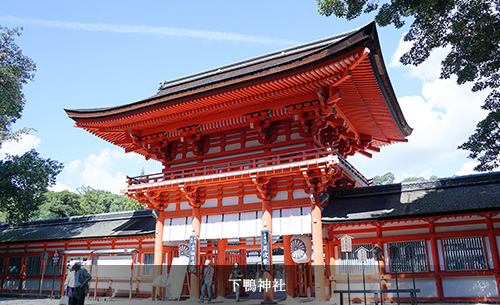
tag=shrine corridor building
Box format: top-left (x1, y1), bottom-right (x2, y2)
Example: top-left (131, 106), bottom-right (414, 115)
top-left (1, 22), bottom-right (498, 302)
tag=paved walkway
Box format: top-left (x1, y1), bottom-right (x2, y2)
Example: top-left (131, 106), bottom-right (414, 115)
top-left (0, 296), bottom-right (499, 305)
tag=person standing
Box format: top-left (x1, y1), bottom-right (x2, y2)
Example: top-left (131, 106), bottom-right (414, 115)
top-left (229, 262), bottom-right (243, 302)
top-left (64, 264), bottom-right (76, 300)
top-left (199, 259), bottom-right (214, 304)
top-left (70, 262), bottom-right (92, 305)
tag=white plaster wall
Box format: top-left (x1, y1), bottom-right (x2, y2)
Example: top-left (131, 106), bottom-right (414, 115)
top-left (272, 191), bottom-right (288, 201)
top-left (3, 279), bottom-right (20, 289)
top-left (435, 223), bottom-right (487, 233)
top-left (164, 203), bottom-right (176, 211)
top-left (485, 236), bottom-right (494, 269)
top-left (202, 198), bottom-right (218, 208)
top-left (207, 146), bottom-right (221, 154)
top-left (293, 189), bottom-right (308, 199)
top-left (290, 132), bottom-right (302, 140)
top-left (386, 278), bottom-right (437, 298)
top-left (275, 135), bottom-right (286, 142)
top-left (222, 196), bottom-right (238, 206)
top-left (225, 143), bottom-right (241, 151)
top-left (382, 228), bottom-right (429, 237)
top-left (22, 279), bottom-right (38, 290)
top-left (243, 194), bottom-right (260, 204)
top-left (335, 280), bottom-right (381, 299)
top-left (442, 276), bottom-right (498, 297)
top-left (179, 201), bottom-right (190, 210)
top-left (245, 140), bottom-right (260, 148)
top-left (41, 278), bottom-right (60, 291)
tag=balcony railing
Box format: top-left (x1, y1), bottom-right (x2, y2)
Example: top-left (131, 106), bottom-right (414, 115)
top-left (126, 147), bottom-right (368, 187)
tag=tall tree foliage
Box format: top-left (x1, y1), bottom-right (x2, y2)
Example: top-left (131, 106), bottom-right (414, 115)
top-left (35, 187), bottom-right (145, 220)
top-left (0, 150), bottom-right (63, 223)
top-left (316, 0), bottom-right (500, 171)
top-left (0, 26), bottom-right (36, 143)
top-left (371, 172), bottom-right (395, 185)
top-left (37, 190), bottom-right (81, 219)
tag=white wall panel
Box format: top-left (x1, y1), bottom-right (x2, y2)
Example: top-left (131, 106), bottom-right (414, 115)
top-left (442, 276), bottom-right (498, 297)
top-left (222, 213), bottom-right (239, 239)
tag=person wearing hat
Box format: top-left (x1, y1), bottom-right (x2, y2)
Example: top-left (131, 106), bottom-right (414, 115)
top-left (70, 262), bottom-right (92, 305)
top-left (199, 259), bottom-right (214, 304)
top-left (229, 262), bottom-right (243, 302)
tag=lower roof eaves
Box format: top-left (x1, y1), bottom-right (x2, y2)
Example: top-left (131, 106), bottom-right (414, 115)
top-left (322, 171), bottom-right (500, 224)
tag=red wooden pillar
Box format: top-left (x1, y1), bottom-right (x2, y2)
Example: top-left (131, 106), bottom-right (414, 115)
top-left (262, 198), bottom-right (275, 304)
top-left (153, 211), bottom-right (164, 297)
top-left (283, 235), bottom-right (295, 298)
top-left (485, 215), bottom-right (500, 294)
top-left (429, 220), bottom-right (444, 299)
top-left (311, 193), bottom-right (326, 301)
top-left (191, 207), bottom-right (201, 299)
top-left (217, 238), bottom-right (227, 297)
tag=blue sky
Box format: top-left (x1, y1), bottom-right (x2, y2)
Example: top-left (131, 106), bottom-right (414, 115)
top-left (0, 1), bottom-right (491, 193)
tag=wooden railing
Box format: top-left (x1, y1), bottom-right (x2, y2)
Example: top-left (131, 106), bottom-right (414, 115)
top-left (127, 147), bottom-right (368, 186)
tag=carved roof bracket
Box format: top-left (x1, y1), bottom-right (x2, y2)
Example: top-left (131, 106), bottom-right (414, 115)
top-left (178, 125), bottom-right (209, 156)
top-left (127, 190), bottom-right (165, 210)
top-left (179, 185), bottom-right (205, 208)
top-left (251, 176), bottom-right (277, 201)
top-left (286, 100), bottom-right (328, 138)
top-left (129, 131), bottom-right (176, 161)
top-left (244, 110), bottom-right (277, 144)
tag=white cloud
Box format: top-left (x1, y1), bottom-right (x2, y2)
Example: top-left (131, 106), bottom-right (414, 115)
top-left (49, 181), bottom-right (76, 193)
top-left (0, 16), bottom-right (299, 46)
top-left (351, 33), bottom-right (489, 181)
top-left (455, 161), bottom-right (480, 176)
top-left (0, 134), bottom-right (41, 158)
top-left (57, 148), bottom-right (162, 194)
top-left (389, 34), bottom-right (448, 81)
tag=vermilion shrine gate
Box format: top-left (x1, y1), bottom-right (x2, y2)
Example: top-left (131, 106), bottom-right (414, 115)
top-left (65, 22), bottom-right (411, 302)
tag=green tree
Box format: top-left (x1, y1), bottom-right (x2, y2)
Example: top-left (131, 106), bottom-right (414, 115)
top-left (371, 172), bottom-right (395, 185)
top-left (401, 176), bottom-right (426, 183)
top-left (0, 26), bottom-right (36, 143)
top-left (77, 186), bottom-right (145, 216)
top-left (35, 190), bottom-right (81, 219)
top-left (0, 150), bottom-right (63, 223)
top-left (316, 0), bottom-right (500, 171)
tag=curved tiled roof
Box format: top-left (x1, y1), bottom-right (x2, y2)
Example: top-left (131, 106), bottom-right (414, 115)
top-left (0, 209), bottom-right (155, 244)
top-left (322, 172), bottom-right (500, 223)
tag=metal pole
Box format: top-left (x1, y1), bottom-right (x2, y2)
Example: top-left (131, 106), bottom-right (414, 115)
top-left (39, 259), bottom-right (47, 297)
top-left (411, 252), bottom-right (416, 291)
top-left (394, 266), bottom-right (399, 305)
top-left (377, 260), bottom-right (383, 305)
top-left (362, 261), bottom-right (366, 305)
top-left (51, 268), bottom-right (56, 299)
top-left (347, 252), bottom-right (351, 305)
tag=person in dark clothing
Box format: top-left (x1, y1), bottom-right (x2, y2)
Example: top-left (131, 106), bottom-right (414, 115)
top-left (70, 263), bottom-right (92, 305)
top-left (229, 262), bottom-right (243, 302)
top-left (199, 259), bottom-right (214, 304)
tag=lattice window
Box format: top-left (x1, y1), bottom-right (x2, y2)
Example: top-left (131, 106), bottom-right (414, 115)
top-left (7, 257), bottom-right (22, 275)
top-left (443, 236), bottom-right (487, 271)
top-left (26, 256), bottom-right (40, 275)
top-left (91, 255), bottom-right (98, 275)
top-left (389, 240), bottom-right (428, 273)
top-left (46, 255), bottom-right (61, 276)
top-left (340, 243), bottom-right (374, 274)
top-left (143, 253), bottom-right (154, 276)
